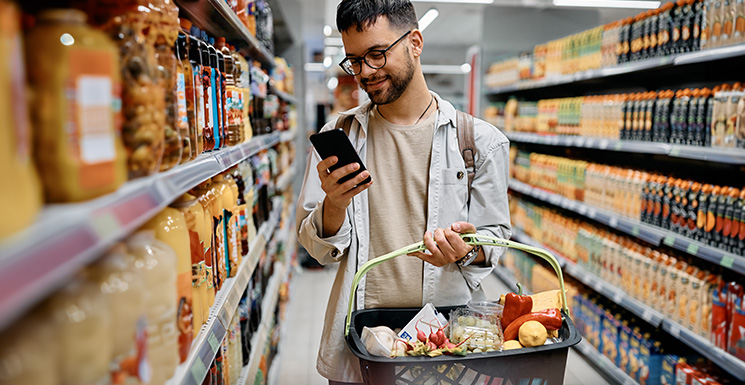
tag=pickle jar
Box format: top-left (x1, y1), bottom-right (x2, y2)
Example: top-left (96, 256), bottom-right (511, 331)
top-left (25, 9), bottom-right (127, 202)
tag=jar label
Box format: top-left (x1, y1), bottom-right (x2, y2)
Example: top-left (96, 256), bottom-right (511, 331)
top-left (177, 73), bottom-right (188, 126)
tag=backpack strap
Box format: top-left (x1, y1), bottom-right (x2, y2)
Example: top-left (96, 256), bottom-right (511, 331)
top-left (456, 110), bottom-right (476, 203)
top-left (335, 114), bottom-right (354, 135)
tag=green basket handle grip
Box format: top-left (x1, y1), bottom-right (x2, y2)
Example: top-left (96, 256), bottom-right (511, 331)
top-left (344, 233), bottom-right (569, 336)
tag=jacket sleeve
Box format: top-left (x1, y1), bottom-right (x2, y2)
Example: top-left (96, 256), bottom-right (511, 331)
top-left (459, 124), bottom-right (512, 291)
top-left (295, 131), bottom-right (353, 265)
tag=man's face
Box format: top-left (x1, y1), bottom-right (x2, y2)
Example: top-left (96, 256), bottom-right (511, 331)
top-left (341, 17), bottom-right (415, 105)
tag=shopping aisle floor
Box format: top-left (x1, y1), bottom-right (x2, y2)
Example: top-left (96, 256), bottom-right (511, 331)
top-left (274, 263), bottom-right (610, 385)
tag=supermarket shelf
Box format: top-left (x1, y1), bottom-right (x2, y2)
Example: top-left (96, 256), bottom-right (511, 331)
top-left (493, 265), bottom-right (637, 385)
top-left (508, 230), bottom-right (745, 382)
top-left (662, 321), bottom-right (745, 381)
top-left (511, 230), bottom-right (666, 327)
top-left (240, 261), bottom-right (287, 385)
top-left (174, 0), bottom-right (275, 69)
top-left (574, 340), bottom-right (639, 385)
top-left (167, 205), bottom-right (281, 385)
top-left (279, 130), bottom-right (296, 144)
top-left (0, 133), bottom-right (280, 331)
top-left (508, 180), bottom-right (745, 275)
top-left (276, 165), bottom-right (296, 193)
top-left (505, 132), bottom-right (745, 165)
top-left (485, 44), bottom-right (745, 96)
top-left (269, 84), bottom-right (298, 104)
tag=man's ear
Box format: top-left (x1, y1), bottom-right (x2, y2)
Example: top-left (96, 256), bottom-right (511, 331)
top-left (410, 29), bottom-right (424, 57)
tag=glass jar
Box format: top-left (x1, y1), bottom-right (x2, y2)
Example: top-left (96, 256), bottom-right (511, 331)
top-left (149, 0), bottom-right (183, 171)
top-left (126, 230), bottom-right (178, 385)
top-left (25, 9), bottom-right (126, 202)
top-left (87, 244), bottom-right (149, 384)
top-left (0, 0), bottom-right (41, 237)
top-left (176, 29), bottom-right (196, 162)
top-left (140, 207), bottom-right (193, 364)
top-left (73, 0), bottom-right (166, 178)
top-left (44, 273), bottom-right (113, 385)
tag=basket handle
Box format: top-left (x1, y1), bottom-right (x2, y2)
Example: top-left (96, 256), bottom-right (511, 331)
top-left (344, 233), bottom-right (569, 336)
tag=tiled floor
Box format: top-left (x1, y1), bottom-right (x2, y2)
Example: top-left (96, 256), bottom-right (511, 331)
top-left (274, 262), bottom-right (610, 385)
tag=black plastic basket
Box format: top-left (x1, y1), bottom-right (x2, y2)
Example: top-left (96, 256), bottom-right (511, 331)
top-left (343, 234), bottom-right (582, 385)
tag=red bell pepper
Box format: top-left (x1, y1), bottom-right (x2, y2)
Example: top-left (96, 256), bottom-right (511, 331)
top-left (502, 292), bottom-right (533, 328)
top-left (503, 308), bottom-right (563, 341)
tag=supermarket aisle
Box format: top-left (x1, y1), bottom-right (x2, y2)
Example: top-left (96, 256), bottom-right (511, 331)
top-left (275, 263), bottom-right (610, 385)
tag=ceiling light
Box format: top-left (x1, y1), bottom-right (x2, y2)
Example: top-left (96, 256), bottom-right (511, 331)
top-left (418, 8), bottom-right (439, 32)
top-left (324, 37), bottom-right (344, 47)
top-left (553, 0), bottom-right (660, 8)
top-left (421, 64), bottom-right (472, 74)
top-left (323, 56), bottom-right (333, 68)
top-left (304, 63), bottom-right (326, 72)
top-left (411, 0), bottom-right (494, 4)
top-left (323, 25), bottom-right (333, 37)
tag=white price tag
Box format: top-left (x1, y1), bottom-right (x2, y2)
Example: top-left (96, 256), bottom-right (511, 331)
top-left (642, 309), bottom-right (653, 322)
top-left (578, 206), bottom-right (588, 216)
top-left (668, 325), bottom-right (681, 338)
top-left (587, 208), bottom-right (597, 219)
top-left (613, 292), bottom-right (624, 303)
top-left (609, 217), bottom-right (619, 228)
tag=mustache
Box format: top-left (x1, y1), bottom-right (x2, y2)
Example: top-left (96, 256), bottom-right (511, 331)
top-left (361, 75), bottom-right (387, 86)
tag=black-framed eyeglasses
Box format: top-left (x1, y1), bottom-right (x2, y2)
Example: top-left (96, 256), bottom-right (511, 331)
top-left (339, 30), bottom-right (412, 76)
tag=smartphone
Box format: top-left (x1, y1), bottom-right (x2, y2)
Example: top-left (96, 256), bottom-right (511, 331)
top-left (310, 129), bottom-right (372, 185)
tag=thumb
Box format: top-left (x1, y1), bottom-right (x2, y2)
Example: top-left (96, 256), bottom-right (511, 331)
top-left (451, 221), bottom-right (476, 234)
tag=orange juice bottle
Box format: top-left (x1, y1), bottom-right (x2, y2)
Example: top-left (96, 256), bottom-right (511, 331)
top-left (172, 193), bottom-right (208, 330)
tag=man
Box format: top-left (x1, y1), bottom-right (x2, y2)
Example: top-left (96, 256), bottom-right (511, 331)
top-left (296, 1), bottom-right (511, 383)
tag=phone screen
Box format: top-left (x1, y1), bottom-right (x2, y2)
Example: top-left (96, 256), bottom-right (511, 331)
top-left (310, 129), bottom-right (372, 185)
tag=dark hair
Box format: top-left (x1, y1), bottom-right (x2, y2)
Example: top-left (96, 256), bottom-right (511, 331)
top-left (336, 0), bottom-right (418, 33)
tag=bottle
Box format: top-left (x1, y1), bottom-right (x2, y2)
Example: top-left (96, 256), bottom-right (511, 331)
top-left (722, 0), bottom-right (735, 46)
top-left (649, 9), bottom-right (660, 57)
top-left (644, 92), bottom-right (656, 141)
top-left (658, 2), bottom-right (675, 55)
top-left (686, 89), bottom-right (700, 144)
top-left (715, 186), bottom-right (728, 246)
top-left (687, 183), bottom-right (702, 239)
top-left (207, 35), bottom-right (222, 150)
top-left (737, 189), bottom-right (745, 254)
top-left (673, 0), bottom-right (686, 52)
top-left (702, 0), bottom-right (713, 48)
top-left (618, 18), bottom-right (631, 63)
top-left (695, 88), bottom-right (711, 145)
top-left (126, 231), bottom-right (179, 385)
top-left (681, 0), bottom-right (696, 52)
top-left (0, 0), bottom-right (41, 238)
top-left (711, 0), bottom-right (724, 47)
top-left (706, 85), bottom-right (720, 146)
top-left (176, 27), bottom-right (196, 162)
top-left (190, 184), bottom-right (216, 313)
top-left (197, 29), bottom-right (215, 151)
top-left (141, 208), bottom-right (193, 363)
top-left (697, 184), bottom-right (712, 241)
top-left (87, 245), bottom-right (148, 384)
top-left (218, 50), bottom-right (228, 148)
top-left (225, 174), bottom-right (243, 267)
top-left (171, 193), bottom-right (208, 330)
top-left (25, 9), bottom-right (127, 202)
top-left (216, 38), bottom-right (241, 146)
top-left (208, 179), bottom-right (227, 289)
top-left (213, 174), bottom-right (238, 278)
top-left (692, 0), bottom-right (705, 50)
top-left (183, 23), bottom-right (205, 156)
top-left (724, 188), bottom-right (740, 251)
top-left (662, 178), bottom-right (675, 229)
top-left (151, 0), bottom-right (183, 171)
top-left (735, 0), bottom-right (745, 43)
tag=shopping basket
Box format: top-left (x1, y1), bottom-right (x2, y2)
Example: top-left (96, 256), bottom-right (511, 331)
top-left (344, 234), bottom-right (581, 385)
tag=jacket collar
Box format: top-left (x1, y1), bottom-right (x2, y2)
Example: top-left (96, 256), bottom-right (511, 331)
top-left (338, 90), bottom-right (458, 134)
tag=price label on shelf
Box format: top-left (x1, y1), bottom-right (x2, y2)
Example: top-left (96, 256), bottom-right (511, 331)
top-left (668, 324), bottom-right (681, 338)
top-left (632, 226), bottom-right (640, 236)
top-left (609, 217), bottom-right (619, 228)
top-left (663, 235), bottom-right (676, 247)
top-left (686, 243), bottom-right (700, 255)
top-left (587, 208), bottom-right (597, 219)
top-left (190, 359), bottom-right (208, 383)
top-left (614, 142), bottom-right (623, 151)
top-left (642, 309), bottom-right (654, 323)
top-left (613, 291), bottom-right (624, 303)
top-left (720, 255), bottom-right (735, 269)
top-left (670, 147), bottom-right (682, 157)
top-left (91, 212), bottom-right (121, 239)
top-left (578, 206), bottom-right (588, 216)
top-left (208, 332), bottom-right (221, 354)
top-left (599, 140), bottom-right (609, 149)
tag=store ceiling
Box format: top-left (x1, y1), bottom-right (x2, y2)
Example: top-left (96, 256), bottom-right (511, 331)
top-left (273, 0), bottom-right (643, 62)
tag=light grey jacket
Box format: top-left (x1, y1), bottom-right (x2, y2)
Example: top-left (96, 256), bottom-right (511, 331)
top-left (295, 92), bottom-right (511, 382)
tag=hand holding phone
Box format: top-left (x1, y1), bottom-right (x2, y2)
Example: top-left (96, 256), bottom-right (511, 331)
top-left (310, 129), bottom-right (372, 185)
top-left (310, 129), bottom-right (372, 213)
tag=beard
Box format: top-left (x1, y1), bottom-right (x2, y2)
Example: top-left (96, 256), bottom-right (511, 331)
top-left (360, 49), bottom-right (415, 105)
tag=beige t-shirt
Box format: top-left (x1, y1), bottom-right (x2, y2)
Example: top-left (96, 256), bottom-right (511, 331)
top-left (364, 106), bottom-right (436, 308)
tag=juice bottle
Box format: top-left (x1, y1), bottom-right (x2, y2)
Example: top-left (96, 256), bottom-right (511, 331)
top-left (673, 0), bottom-right (686, 52)
top-left (722, 0), bottom-right (735, 45)
top-left (141, 208), bottom-right (193, 363)
top-left (722, 187), bottom-right (739, 251)
top-left (183, 21), bottom-right (205, 155)
top-left (687, 89), bottom-right (701, 144)
top-left (681, 0), bottom-right (696, 52)
top-left (648, 9), bottom-right (660, 58)
top-left (695, 88), bottom-right (711, 145)
top-left (737, 189), bottom-right (745, 254)
top-left (196, 28), bottom-right (215, 151)
top-left (0, 0), bottom-right (41, 238)
top-left (692, 0), bottom-right (705, 50)
top-left (658, 2), bottom-right (675, 55)
top-left (644, 91), bottom-right (656, 141)
top-left (736, 0), bottom-right (745, 42)
top-left (190, 184), bottom-right (216, 315)
top-left (45, 273), bottom-right (112, 385)
top-left (711, 0), bottom-right (724, 47)
top-left (126, 231), bottom-right (179, 385)
top-left (171, 193), bottom-right (208, 330)
top-left (215, 38), bottom-right (241, 146)
top-left (207, 36), bottom-right (223, 150)
top-left (213, 174), bottom-right (239, 278)
top-left (88, 245), bottom-right (148, 384)
top-left (176, 28), bottom-right (195, 162)
top-left (687, 182), bottom-right (702, 240)
top-left (150, 0), bottom-right (183, 171)
top-left (206, 179), bottom-right (226, 290)
top-left (225, 173), bottom-right (243, 265)
top-left (25, 9), bottom-right (126, 202)
top-left (218, 50), bottom-right (229, 148)
top-left (0, 309), bottom-right (56, 385)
